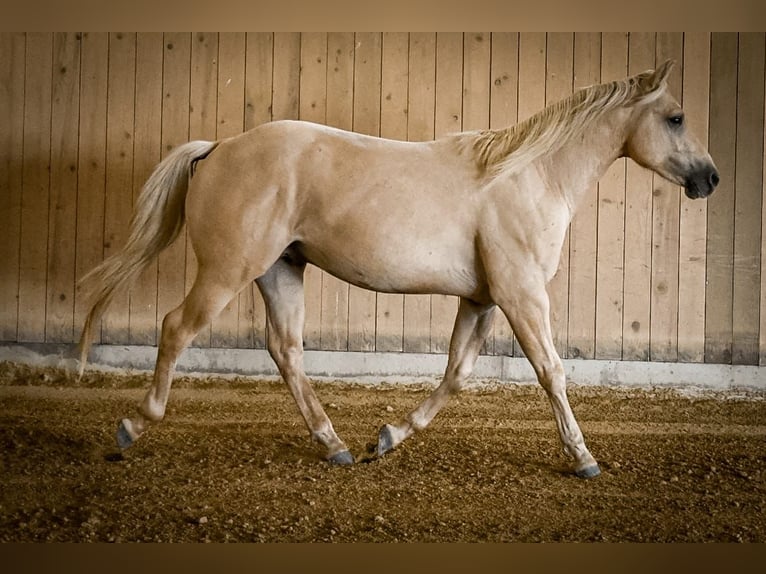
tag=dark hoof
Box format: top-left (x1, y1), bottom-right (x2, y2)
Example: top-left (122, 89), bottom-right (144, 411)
top-left (377, 424), bottom-right (395, 457)
top-left (116, 419), bottom-right (134, 449)
top-left (328, 450), bottom-right (355, 466)
top-left (575, 464), bottom-right (601, 479)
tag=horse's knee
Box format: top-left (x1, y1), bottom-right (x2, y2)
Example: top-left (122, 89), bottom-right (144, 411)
top-left (268, 338), bottom-right (304, 372)
top-left (534, 360), bottom-right (566, 394)
top-left (268, 341), bottom-right (304, 383)
top-left (444, 358), bottom-right (476, 391)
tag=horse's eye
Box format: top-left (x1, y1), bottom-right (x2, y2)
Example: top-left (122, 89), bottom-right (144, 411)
top-left (668, 114), bottom-right (684, 128)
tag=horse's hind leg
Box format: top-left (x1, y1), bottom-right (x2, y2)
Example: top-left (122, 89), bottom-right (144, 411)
top-left (116, 268), bottom-right (249, 448)
top-left (256, 258), bottom-right (353, 465)
top-left (376, 298), bottom-right (495, 456)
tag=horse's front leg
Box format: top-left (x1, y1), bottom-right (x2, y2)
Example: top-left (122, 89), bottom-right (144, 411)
top-left (375, 298), bottom-right (495, 456)
top-left (493, 274), bottom-right (600, 478)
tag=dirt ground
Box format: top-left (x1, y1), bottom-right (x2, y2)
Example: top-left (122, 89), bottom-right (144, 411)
top-left (1, 361), bottom-right (765, 543)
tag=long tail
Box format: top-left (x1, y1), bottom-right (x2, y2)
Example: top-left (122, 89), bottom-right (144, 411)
top-left (77, 140), bottom-right (220, 377)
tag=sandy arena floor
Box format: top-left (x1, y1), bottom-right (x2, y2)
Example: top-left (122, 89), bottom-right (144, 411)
top-left (0, 362), bottom-right (764, 542)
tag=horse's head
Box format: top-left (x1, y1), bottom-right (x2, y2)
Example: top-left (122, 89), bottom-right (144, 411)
top-left (623, 60), bottom-right (719, 199)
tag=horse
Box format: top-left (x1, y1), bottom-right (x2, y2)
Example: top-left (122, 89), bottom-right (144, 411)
top-left (78, 59), bottom-right (718, 478)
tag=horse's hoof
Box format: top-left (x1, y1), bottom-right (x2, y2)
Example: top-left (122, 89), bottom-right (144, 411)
top-left (116, 419), bottom-right (135, 449)
top-left (575, 464), bottom-right (601, 479)
top-left (377, 424), bottom-right (396, 457)
top-left (328, 450), bottom-right (355, 466)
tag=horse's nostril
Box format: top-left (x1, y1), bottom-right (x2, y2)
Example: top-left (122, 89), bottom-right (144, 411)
top-left (710, 170), bottom-right (720, 188)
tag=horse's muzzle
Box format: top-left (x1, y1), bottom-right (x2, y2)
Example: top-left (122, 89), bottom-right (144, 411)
top-left (684, 164), bottom-right (719, 199)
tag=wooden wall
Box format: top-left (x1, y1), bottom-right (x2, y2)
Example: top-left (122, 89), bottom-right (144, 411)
top-left (1, 32), bottom-right (765, 366)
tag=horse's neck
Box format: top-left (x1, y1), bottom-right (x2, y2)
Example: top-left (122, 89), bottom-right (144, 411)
top-left (541, 107), bottom-right (631, 216)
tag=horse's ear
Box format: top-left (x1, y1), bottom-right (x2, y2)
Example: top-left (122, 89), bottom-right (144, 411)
top-left (647, 59), bottom-right (675, 91)
top-left (630, 59), bottom-right (675, 101)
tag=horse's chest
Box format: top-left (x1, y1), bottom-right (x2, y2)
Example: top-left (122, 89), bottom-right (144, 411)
top-left (481, 203), bottom-right (570, 283)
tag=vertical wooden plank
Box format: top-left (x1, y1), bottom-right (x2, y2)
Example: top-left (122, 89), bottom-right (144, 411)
top-left (379, 32), bottom-right (408, 142)
top-left (462, 33), bottom-right (490, 130)
top-left (129, 32), bottom-right (163, 346)
top-left (298, 32), bottom-right (327, 351)
top-left (375, 32), bottom-right (407, 353)
top-left (430, 32), bottom-right (463, 354)
top-left (75, 33), bottom-right (108, 343)
top-left (705, 33), bottom-right (738, 364)
top-left (678, 32), bottom-right (711, 363)
top-left (217, 33), bottom-right (246, 140)
top-left (18, 33), bottom-right (52, 342)
top-left (321, 32), bottom-right (354, 351)
top-left (435, 32), bottom-right (463, 136)
top-left (489, 32), bottom-right (518, 132)
top-left (102, 32), bottom-right (136, 345)
top-left (46, 33), bottom-right (80, 343)
top-left (403, 32), bottom-right (436, 353)
top-left (326, 34), bottom-right (354, 123)
top-left (211, 32), bottom-right (247, 349)
top-left (621, 32), bottom-right (655, 361)
top-left (567, 32), bottom-right (601, 360)
top-left (650, 33), bottom-right (684, 362)
top-left (0, 33), bottom-right (25, 340)
top-left (348, 32), bottom-right (381, 352)
top-left (489, 32), bottom-right (519, 357)
top-left (515, 32), bottom-right (547, 357)
top-left (244, 32), bottom-right (273, 350)
top-left (272, 33), bottom-right (300, 122)
top-left (187, 32), bottom-right (219, 348)
top-left (245, 33), bottom-right (273, 130)
top-left (156, 33), bottom-right (191, 338)
top-left (732, 32), bottom-right (765, 365)
top-left (517, 33), bottom-right (546, 123)
top-left (545, 32), bottom-right (574, 358)
top-left (594, 32), bottom-right (629, 360)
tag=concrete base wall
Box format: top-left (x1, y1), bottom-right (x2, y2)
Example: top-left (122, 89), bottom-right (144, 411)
top-left (1, 342), bottom-right (764, 392)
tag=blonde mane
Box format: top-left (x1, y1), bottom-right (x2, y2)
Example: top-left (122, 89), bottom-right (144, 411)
top-left (453, 67), bottom-right (668, 176)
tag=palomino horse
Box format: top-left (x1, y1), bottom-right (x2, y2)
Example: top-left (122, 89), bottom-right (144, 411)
top-left (78, 60), bottom-right (718, 478)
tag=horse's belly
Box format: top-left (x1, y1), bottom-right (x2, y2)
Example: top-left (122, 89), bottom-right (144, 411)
top-left (298, 240), bottom-right (484, 299)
